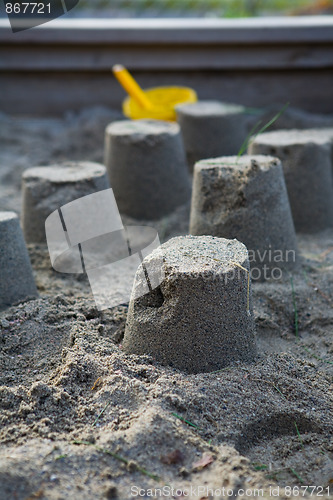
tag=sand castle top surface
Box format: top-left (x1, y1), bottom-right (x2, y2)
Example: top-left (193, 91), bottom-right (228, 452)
top-left (22, 162), bottom-right (106, 183)
top-left (105, 119), bottom-right (180, 137)
top-left (0, 211), bottom-right (18, 223)
top-left (194, 154), bottom-right (279, 173)
top-left (251, 128), bottom-right (333, 146)
top-left (148, 235), bottom-right (248, 274)
top-left (176, 100), bottom-right (245, 117)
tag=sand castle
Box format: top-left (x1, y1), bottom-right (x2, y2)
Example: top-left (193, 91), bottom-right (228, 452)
top-left (104, 119), bottom-right (191, 219)
top-left (123, 235), bottom-right (257, 373)
top-left (22, 162), bottom-right (109, 243)
top-left (189, 155), bottom-right (298, 280)
top-left (176, 101), bottom-right (248, 172)
top-left (249, 129), bottom-right (333, 233)
top-left (0, 211), bottom-right (38, 309)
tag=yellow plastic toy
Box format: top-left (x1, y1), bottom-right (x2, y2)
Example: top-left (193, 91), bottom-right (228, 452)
top-left (112, 64), bottom-right (197, 121)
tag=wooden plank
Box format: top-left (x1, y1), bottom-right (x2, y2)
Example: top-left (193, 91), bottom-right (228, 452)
top-left (1, 17), bottom-right (333, 45)
top-left (1, 69), bottom-right (333, 115)
top-left (2, 44), bottom-right (333, 71)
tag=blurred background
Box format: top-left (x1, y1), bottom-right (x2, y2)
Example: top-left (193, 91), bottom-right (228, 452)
top-left (1, 0), bottom-right (332, 18)
top-left (65, 0), bottom-right (333, 18)
top-left (1, 0), bottom-right (333, 115)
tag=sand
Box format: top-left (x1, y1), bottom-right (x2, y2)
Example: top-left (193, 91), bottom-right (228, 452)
top-left (0, 107), bottom-right (333, 499)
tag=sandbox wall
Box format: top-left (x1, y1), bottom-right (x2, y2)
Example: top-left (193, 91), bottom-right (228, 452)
top-left (1, 17), bottom-right (333, 115)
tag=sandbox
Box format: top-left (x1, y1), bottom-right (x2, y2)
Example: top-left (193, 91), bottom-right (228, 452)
top-left (0, 107), bottom-right (333, 499)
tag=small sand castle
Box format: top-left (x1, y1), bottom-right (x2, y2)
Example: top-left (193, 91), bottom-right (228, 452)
top-left (104, 119), bottom-right (191, 219)
top-left (176, 100), bottom-right (248, 171)
top-left (190, 155), bottom-right (298, 280)
top-left (0, 211), bottom-right (38, 310)
top-left (249, 129), bottom-right (333, 233)
top-left (123, 235), bottom-right (257, 373)
top-left (22, 162), bottom-right (109, 243)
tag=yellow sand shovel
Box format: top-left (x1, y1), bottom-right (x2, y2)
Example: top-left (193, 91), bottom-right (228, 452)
top-left (113, 64), bottom-right (197, 121)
